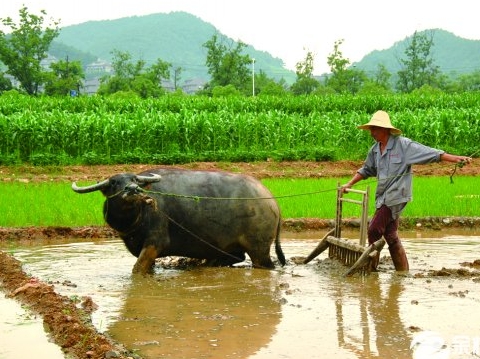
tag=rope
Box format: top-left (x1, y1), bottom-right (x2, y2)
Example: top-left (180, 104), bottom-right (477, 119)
top-left (141, 187), bottom-right (335, 201)
top-left (158, 210), bottom-right (247, 264)
top-left (137, 154), bottom-right (477, 202)
top-left (449, 161), bottom-right (465, 184)
top-left (449, 149), bottom-right (479, 184)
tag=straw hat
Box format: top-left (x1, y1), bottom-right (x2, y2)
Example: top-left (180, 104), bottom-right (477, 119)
top-left (357, 110), bottom-right (402, 135)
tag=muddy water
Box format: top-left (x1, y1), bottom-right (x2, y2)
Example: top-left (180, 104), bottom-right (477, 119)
top-left (2, 230), bottom-right (480, 359)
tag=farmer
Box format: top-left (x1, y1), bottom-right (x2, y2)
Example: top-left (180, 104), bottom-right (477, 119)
top-left (341, 110), bottom-right (472, 271)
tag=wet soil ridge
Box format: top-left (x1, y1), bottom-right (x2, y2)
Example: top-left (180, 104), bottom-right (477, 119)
top-left (0, 251), bottom-right (138, 359)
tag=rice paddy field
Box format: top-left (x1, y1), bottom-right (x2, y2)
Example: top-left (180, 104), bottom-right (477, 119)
top-left (0, 175), bottom-right (478, 227)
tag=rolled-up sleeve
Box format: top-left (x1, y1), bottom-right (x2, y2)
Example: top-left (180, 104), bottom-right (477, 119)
top-left (404, 140), bottom-right (444, 165)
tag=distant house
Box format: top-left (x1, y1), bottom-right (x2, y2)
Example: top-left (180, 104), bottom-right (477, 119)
top-left (85, 59), bottom-right (113, 75)
top-left (40, 54), bottom-right (58, 70)
top-left (83, 78), bottom-right (101, 96)
top-left (182, 78), bottom-right (207, 94)
top-left (161, 79), bottom-right (176, 93)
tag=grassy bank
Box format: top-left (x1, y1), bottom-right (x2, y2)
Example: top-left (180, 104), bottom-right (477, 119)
top-left (0, 176), bottom-right (477, 227)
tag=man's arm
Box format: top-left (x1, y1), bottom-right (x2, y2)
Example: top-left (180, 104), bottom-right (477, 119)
top-left (440, 153), bottom-right (472, 164)
top-left (341, 172), bottom-right (364, 194)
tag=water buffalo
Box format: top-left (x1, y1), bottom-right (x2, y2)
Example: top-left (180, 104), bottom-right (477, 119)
top-left (72, 168), bottom-right (286, 274)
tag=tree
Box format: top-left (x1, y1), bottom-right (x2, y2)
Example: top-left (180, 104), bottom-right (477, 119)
top-left (372, 64), bottom-right (392, 90)
top-left (146, 58), bottom-right (170, 83)
top-left (0, 72), bottom-right (13, 94)
top-left (451, 70), bottom-right (480, 92)
top-left (44, 57), bottom-right (84, 96)
top-left (211, 84), bottom-right (242, 97)
top-left (290, 50), bottom-right (319, 95)
top-left (254, 70), bottom-right (288, 96)
top-left (327, 39), bottom-right (349, 74)
top-left (358, 64), bottom-right (393, 95)
top-left (0, 6), bottom-right (59, 95)
top-left (325, 39), bottom-right (361, 93)
top-left (396, 30), bottom-right (440, 93)
top-left (203, 34), bottom-right (252, 95)
top-left (98, 50), bottom-right (171, 98)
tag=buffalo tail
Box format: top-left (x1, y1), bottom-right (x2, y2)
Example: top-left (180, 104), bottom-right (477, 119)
top-left (275, 219), bottom-right (286, 266)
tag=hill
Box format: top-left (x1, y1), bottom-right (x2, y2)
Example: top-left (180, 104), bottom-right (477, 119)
top-left (50, 14), bottom-right (480, 87)
top-left (354, 29), bottom-right (480, 78)
top-left (53, 11), bottom-right (296, 84)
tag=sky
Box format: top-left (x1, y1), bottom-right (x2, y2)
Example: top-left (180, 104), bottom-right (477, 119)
top-left (2, 0), bottom-right (480, 74)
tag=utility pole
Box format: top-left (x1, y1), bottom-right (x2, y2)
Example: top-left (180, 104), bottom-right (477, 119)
top-left (252, 58), bottom-right (255, 96)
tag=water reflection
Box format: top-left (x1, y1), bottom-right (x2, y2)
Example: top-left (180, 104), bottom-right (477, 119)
top-left (335, 276), bottom-right (410, 358)
top-left (108, 267), bottom-right (282, 358)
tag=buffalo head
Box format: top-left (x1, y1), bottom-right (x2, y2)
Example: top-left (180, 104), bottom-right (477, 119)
top-left (72, 173), bottom-right (162, 201)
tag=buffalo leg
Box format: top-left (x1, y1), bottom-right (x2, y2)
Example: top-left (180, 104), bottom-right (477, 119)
top-left (249, 251), bottom-right (275, 269)
top-left (132, 245), bottom-right (158, 274)
top-left (246, 241), bottom-right (276, 269)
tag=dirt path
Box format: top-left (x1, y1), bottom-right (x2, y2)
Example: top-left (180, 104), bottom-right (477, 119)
top-left (2, 159), bottom-right (479, 182)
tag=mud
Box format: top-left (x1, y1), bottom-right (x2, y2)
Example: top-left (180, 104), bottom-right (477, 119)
top-left (2, 231), bottom-right (480, 359)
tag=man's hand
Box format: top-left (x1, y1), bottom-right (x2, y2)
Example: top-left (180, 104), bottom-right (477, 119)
top-left (340, 183), bottom-right (352, 195)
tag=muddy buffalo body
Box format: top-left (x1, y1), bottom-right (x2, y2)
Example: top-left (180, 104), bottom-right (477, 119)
top-left (72, 168), bottom-right (286, 274)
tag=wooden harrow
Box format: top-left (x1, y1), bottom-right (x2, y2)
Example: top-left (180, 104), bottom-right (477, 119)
top-left (303, 184), bottom-right (385, 276)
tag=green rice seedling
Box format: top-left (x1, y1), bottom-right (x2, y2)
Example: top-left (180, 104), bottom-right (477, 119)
top-left (262, 178), bottom-right (376, 219)
top-left (0, 182), bottom-right (105, 227)
top-left (263, 175), bottom-right (479, 219)
top-left (403, 176), bottom-right (479, 217)
top-left (0, 176), bottom-right (478, 227)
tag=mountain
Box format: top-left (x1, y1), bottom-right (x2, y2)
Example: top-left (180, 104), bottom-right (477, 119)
top-left (53, 11), bottom-right (296, 84)
top-left (353, 29), bottom-right (480, 77)
top-left (51, 13), bottom-right (480, 86)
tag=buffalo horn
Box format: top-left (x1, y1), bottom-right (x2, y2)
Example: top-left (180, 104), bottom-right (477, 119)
top-left (71, 179), bottom-right (109, 193)
top-left (135, 173), bottom-right (162, 183)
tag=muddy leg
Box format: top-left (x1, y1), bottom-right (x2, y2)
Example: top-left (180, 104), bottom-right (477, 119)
top-left (388, 241), bottom-right (409, 271)
top-left (133, 245), bottom-right (158, 274)
top-left (367, 206), bottom-right (391, 271)
top-left (384, 214), bottom-right (409, 272)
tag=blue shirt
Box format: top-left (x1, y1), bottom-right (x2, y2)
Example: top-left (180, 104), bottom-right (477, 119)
top-left (357, 135), bottom-right (444, 209)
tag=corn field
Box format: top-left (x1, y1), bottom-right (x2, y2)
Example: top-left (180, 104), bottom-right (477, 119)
top-left (0, 92), bottom-right (479, 165)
